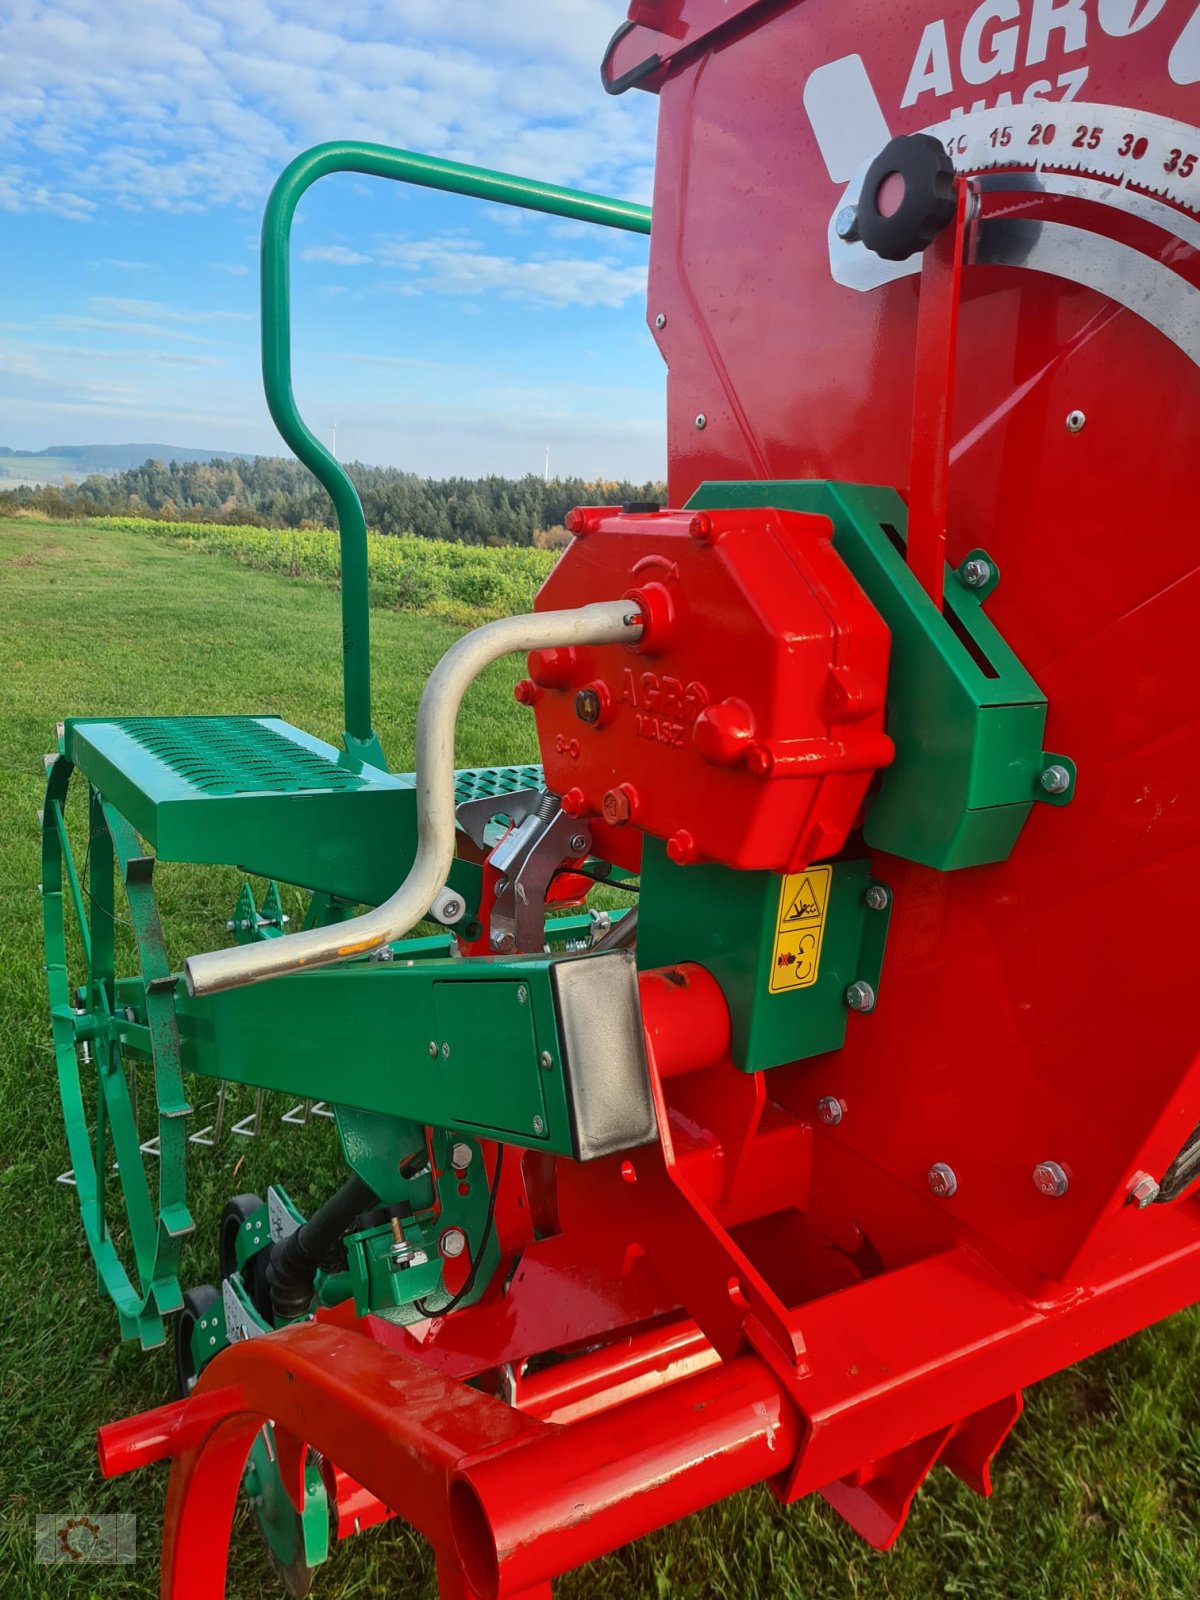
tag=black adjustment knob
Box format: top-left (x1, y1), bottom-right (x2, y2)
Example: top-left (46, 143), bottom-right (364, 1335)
top-left (856, 134), bottom-right (957, 263)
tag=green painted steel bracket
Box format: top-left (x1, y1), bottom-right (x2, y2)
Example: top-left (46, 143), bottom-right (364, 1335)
top-left (638, 837), bottom-right (891, 1073)
top-left (261, 141), bottom-right (652, 765)
top-left (176, 947), bottom-right (652, 1161)
top-left (686, 481), bottom-right (1072, 870)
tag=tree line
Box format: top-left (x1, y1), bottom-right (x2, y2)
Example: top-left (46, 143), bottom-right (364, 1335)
top-left (1, 456), bottom-right (668, 547)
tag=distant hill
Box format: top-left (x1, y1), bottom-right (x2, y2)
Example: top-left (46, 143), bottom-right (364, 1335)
top-left (0, 443), bottom-right (245, 482)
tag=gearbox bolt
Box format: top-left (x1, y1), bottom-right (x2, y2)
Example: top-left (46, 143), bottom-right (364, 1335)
top-left (1039, 764), bottom-right (1072, 796)
top-left (1033, 1160), bottom-right (1069, 1197)
top-left (450, 1142), bottom-right (473, 1171)
top-left (845, 980), bottom-right (876, 1013)
top-left (816, 1096), bottom-right (844, 1126)
top-left (575, 688), bottom-right (601, 724)
top-left (928, 1162), bottom-right (958, 1198)
top-left (835, 204), bottom-right (860, 242)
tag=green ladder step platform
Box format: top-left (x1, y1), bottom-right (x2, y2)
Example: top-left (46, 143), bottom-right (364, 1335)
top-left (64, 715), bottom-right (542, 906)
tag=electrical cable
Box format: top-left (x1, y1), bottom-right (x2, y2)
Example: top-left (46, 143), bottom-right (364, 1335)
top-left (415, 1143), bottom-right (505, 1318)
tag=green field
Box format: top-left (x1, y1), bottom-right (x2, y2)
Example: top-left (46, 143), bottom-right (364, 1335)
top-left (3, 515), bottom-right (1200, 1599)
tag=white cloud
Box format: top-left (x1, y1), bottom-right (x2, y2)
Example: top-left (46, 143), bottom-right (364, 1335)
top-left (91, 257), bottom-right (159, 270)
top-left (300, 244), bottom-right (373, 266)
top-left (0, 1), bottom-right (656, 214)
top-left (378, 235), bottom-right (646, 308)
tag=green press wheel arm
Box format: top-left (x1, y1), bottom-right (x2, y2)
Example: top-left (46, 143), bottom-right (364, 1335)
top-left (260, 140), bottom-right (653, 766)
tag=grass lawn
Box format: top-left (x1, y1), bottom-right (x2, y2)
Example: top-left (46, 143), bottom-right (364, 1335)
top-left (2, 515), bottom-right (1200, 1599)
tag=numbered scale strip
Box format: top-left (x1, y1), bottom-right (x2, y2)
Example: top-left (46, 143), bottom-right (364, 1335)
top-left (925, 101), bottom-right (1200, 215)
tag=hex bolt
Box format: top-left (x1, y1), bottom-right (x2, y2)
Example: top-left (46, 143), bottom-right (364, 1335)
top-left (539, 1050), bottom-right (554, 1071)
top-left (816, 1096), bottom-right (844, 1126)
top-left (450, 1142), bottom-right (473, 1171)
top-left (694, 413), bottom-right (707, 429)
top-left (1033, 1160), bottom-right (1069, 1197)
top-left (654, 312), bottom-right (667, 329)
top-left (1065, 409), bottom-right (1086, 433)
top-left (440, 1228), bottom-right (468, 1259)
top-left (1127, 1171), bottom-right (1160, 1209)
top-left (1039, 764), bottom-right (1071, 796)
top-left (575, 688), bottom-right (601, 725)
top-left (428, 1041), bottom-right (438, 1058)
top-left (845, 980), bottom-right (876, 1013)
top-left (959, 557), bottom-right (993, 589)
top-left (532, 1114), bottom-right (546, 1135)
top-left (864, 884), bottom-right (890, 912)
top-left (440, 1042), bottom-right (451, 1060)
top-left (568, 833), bottom-right (589, 855)
top-left (490, 929), bottom-right (515, 953)
top-left (928, 1162), bottom-right (958, 1198)
top-left (835, 204), bottom-right (860, 242)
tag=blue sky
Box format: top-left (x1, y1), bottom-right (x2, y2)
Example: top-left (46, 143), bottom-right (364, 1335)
top-left (0, 1), bottom-right (665, 478)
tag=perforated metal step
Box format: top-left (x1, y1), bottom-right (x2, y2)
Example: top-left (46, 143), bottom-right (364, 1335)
top-left (63, 715), bottom-right (544, 905)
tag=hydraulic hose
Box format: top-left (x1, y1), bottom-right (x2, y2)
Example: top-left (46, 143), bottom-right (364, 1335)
top-left (184, 599), bottom-right (643, 997)
top-left (265, 1173), bottom-right (376, 1321)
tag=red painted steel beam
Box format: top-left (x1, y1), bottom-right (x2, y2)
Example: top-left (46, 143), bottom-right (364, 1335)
top-left (452, 1353), bottom-right (800, 1599)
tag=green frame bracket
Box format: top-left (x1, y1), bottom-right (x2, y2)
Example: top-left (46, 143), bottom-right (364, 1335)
top-left (686, 480), bottom-right (1069, 870)
top-left (638, 838), bottom-right (891, 1073)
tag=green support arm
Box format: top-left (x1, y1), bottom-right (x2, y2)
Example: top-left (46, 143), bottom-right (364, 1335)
top-left (260, 141), bottom-right (653, 766)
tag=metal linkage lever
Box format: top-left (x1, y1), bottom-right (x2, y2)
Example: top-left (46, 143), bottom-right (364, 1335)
top-left (185, 601), bottom-right (642, 996)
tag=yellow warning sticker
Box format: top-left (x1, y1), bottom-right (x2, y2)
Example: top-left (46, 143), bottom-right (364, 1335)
top-left (769, 865), bottom-right (832, 994)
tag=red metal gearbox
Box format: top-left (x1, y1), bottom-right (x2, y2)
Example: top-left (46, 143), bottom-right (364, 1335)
top-left (526, 504), bottom-right (894, 872)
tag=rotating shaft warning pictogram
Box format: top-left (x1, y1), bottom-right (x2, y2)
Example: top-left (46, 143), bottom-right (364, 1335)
top-left (769, 865), bottom-right (831, 994)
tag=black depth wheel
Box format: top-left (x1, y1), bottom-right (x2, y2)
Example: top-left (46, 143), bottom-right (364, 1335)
top-left (174, 1284), bottom-right (219, 1398)
top-left (219, 1192), bottom-right (265, 1280)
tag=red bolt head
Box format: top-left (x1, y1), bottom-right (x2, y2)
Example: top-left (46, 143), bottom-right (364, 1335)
top-left (561, 786), bottom-right (587, 817)
top-left (666, 829), bottom-right (697, 865)
top-left (602, 784), bottom-right (637, 825)
top-left (688, 512), bottom-right (713, 543)
top-left (513, 678), bottom-right (537, 706)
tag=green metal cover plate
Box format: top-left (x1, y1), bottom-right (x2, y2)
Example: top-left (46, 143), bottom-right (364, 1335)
top-left (638, 838), bottom-right (890, 1072)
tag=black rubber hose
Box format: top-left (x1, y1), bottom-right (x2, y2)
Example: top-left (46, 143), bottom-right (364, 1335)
top-left (265, 1173), bottom-right (376, 1320)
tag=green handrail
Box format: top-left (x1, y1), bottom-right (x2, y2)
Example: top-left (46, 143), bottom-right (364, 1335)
top-left (260, 140), bottom-right (653, 766)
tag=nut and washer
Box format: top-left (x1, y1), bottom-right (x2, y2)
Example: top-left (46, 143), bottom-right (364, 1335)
top-left (845, 980), bottom-right (876, 1013)
top-left (450, 1142), bottom-right (473, 1171)
top-left (835, 204), bottom-right (860, 242)
top-left (490, 929), bottom-right (515, 953)
top-left (440, 1042), bottom-right (451, 1060)
top-left (1032, 1160), bottom-right (1069, 1197)
top-left (440, 1228), bottom-right (468, 1259)
top-left (1127, 1171), bottom-right (1160, 1209)
top-left (574, 688), bottom-right (602, 725)
top-left (1039, 764), bottom-right (1071, 796)
top-left (928, 1162), bottom-right (958, 1199)
top-left (816, 1096), bottom-right (844, 1127)
top-left (654, 312), bottom-right (667, 329)
top-left (694, 413), bottom-right (707, 429)
top-left (959, 557), bottom-right (993, 589)
top-left (1065, 409), bottom-right (1086, 432)
top-left (864, 884), bottom-right (890, 912)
